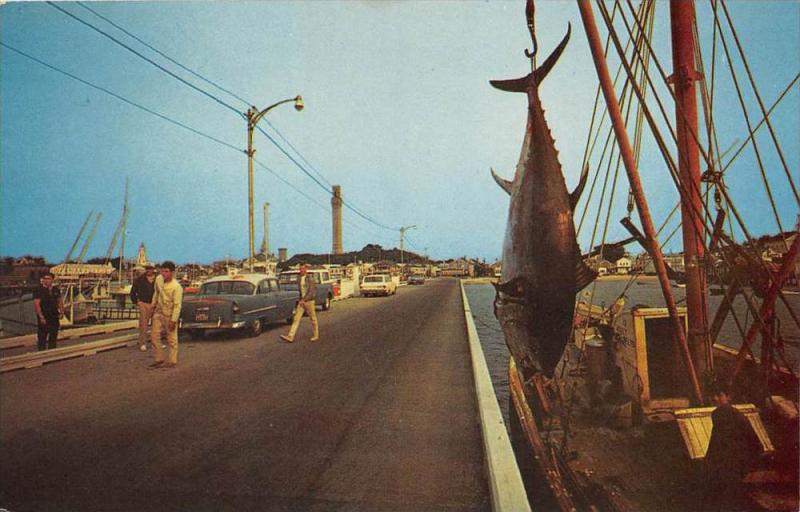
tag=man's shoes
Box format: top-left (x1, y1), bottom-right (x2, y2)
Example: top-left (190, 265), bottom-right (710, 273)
top-left (148, 361), bottom-right (164, 369)
top-left (280, 335), bottom-right (294, 343)
top-left (139, 344), bottom-right (147, 352)
top-left (310, 336), bottom-right (320, 342)
top-left (161, 362), bottom-right (177, 369)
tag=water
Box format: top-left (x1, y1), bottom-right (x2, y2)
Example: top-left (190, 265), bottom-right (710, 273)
top-left (464, 278), bottom-right (800, 431)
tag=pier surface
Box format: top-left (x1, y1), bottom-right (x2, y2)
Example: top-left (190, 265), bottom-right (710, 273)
top-left (0, 279), bottom-right (489, 511)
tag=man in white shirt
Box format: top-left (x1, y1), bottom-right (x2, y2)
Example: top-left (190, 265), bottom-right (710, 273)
top-left (148, 261), bottom-right (183, 369)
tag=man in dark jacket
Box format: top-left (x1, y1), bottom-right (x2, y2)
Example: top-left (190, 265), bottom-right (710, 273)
top-left (33, 272), bottom-right (64, 351)
top-left (130, 265), bottom-right (156, 351)
top-left (280, 264), bottom-right (319, 343)
top-left (704, 382), bottom-right (762, 511)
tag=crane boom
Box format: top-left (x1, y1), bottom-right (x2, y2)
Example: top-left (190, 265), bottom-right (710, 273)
top-left (64, 210), bottom-right (93, 263)
top-left (77, 212), bottom-right (102, 263)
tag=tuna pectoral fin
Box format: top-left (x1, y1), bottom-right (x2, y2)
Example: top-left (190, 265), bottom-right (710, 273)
top-left (576, 259), bottom-right (598, 293)
top-left (569, 162), bottom-right (590, 210)
top-left (490, 167), bottom-right (513, 195)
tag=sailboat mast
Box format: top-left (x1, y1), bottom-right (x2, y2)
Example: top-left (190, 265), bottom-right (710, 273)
top-left (670, 1), bottom-right (712, 374)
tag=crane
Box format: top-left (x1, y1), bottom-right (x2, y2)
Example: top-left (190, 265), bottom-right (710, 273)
top-left (104, 179), bottom-right (129, 265)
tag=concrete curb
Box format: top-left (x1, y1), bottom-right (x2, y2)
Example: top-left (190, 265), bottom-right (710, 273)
top-left (460, 281), bottom-right (531, 512)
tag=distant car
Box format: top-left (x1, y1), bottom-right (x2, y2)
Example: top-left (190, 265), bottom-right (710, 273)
top-left (408, 275), bottom-right (425, 285)
top-left (278, 269), bottom-right (335, 311)
top-left (179, 273), bottom-right (296, 338)
top-left (361, 274), bottom-right (397, 297)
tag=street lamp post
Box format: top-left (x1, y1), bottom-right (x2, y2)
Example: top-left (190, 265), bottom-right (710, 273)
top-left (245, 95), bottom-right (304, 271)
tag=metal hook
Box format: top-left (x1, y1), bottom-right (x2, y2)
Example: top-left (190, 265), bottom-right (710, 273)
top-left (524, 0), bottom-right (538, 61)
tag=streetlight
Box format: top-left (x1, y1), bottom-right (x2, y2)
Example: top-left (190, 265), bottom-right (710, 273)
top-left (245, 95), bottom-right (304, 271)
top-left (399, 225), bottom-right (416, 265)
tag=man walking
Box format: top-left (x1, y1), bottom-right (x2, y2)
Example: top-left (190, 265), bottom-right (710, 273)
top-left (280, 264), bottom-right (319, 343)
top-left (148, 261), bottom-right (183, 369)
top-left (33, 272), bottom-right (64, 351)
top-left (130, 264), bottom-right (156, 351)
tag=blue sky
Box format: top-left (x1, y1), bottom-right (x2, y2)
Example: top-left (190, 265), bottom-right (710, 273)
top-left (1, 1), bottom-right (798, 264)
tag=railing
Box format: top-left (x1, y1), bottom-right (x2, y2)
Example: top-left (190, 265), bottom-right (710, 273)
top-left (0, 320), bottom-right (138, 350)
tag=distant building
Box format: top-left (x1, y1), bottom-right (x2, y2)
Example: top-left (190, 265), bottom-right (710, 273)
top-left (615, 256), bottom-right (632, 275)
top-left (439, 258), bottom-right (474, 277)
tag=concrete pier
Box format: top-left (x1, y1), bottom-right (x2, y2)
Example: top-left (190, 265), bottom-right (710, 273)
top-left (0, 279), bottom-right (497, 511)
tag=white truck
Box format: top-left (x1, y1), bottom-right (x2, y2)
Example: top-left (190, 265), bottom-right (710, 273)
top-left (360, 274), bottom-right (397, 297)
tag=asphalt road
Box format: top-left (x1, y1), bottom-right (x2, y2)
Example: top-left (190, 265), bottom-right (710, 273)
top-left (0, 278), bottom-right (490, 512)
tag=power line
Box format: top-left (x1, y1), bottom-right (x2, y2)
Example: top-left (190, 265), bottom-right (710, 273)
top-left (46, 1), bottom-right (242, 116)
top-left (1, 41), bottom-right (383, 240)
top-left (0, 42), bottom-right (241, 153)
top-left (75, 1), bottom-right (252, 108)
top-left (50, 1), bottom-right (403, 234)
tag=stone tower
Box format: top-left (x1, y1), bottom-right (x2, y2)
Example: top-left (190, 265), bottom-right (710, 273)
top-left (331, 185), bottom-right (343, 255)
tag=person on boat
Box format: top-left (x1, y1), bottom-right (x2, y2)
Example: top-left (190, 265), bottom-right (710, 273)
top-left (280, 264), bottom-right (319, 343)
top-left (32, 272), bottom-right (64, 351)
top-left (148, 261), bottom-right (183, 369)
top-left (704, 381), bottom-right (761, 511)
top-left (130, 264), bottom-right (157, 352)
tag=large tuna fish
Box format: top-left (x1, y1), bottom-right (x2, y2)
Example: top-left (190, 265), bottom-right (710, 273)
top-left (490, 24), bottom-right (596, 377)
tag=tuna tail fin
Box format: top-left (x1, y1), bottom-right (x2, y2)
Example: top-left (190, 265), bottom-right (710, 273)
top-left (489, 24), bottom-right (572, 93)
top-left (490, 167), bottom-right (513, 195)
top-left (569, 161), bottom-right (590, 210)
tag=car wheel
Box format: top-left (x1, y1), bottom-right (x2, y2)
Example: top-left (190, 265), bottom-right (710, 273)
top-left (248, 319), bottom-right (262, 337)
top-left (189, 329), bottom-right (205, 340)
top-left (322, 295), bottom-right (332, 311)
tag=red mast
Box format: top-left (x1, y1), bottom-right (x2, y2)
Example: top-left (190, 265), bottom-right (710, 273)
top-left (670, 0), bottom-right (712, 375)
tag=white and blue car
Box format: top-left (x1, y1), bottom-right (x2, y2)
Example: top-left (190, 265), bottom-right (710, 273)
top-left (179, 273), bottom-right (296, 338)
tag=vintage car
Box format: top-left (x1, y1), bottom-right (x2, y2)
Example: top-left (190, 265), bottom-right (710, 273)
top-left (361, 274), bottom-right (397, 297)
top-left (278, 269), bottom-right (335, 310)
top-left (407, 275), bottom-right (425, 285)
top-left (179, 273), bottom-right (296, 338)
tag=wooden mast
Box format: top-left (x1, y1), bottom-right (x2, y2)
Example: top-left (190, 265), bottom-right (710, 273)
top-left (670, 0), bottom-right (712, 376)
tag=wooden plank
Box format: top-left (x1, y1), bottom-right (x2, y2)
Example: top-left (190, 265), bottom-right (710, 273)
top-left (0, 333), bottom-right (137, 373)
top-left (0, 320), bottom-right (137, 350)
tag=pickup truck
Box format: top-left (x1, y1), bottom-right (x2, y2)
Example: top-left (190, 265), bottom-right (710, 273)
top-left (179, 273), bottom-right (296, 338)
top-left (361, 274), bottom-right (397, 297)
top-left (278, 269), bottom-right (335, 311)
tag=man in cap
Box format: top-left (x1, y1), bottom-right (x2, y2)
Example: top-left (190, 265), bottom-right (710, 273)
top-left (130, 264), bottom-right (157, 351)
top-left (148, 261), bottom-right (183, 369)
top-left (280, 264), bottom-right (320, 343)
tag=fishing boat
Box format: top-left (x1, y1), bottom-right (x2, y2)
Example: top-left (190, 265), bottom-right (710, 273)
top-left (492, 1), bottom-right (799, 510)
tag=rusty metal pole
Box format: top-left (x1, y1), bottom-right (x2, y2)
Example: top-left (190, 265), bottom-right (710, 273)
top-left (670, 0), bottom-right (711, 375)
top-left (577, 0), bottom-right (704, 404)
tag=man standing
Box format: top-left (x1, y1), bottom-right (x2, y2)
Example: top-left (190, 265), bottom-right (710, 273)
top-left (33, 272), bottom-right (64, 351)
top-left (280, 264), bottom-right (319, 343)
top-left (148, 261), bottom-right (183, 369)
top-left (130, 264), bottom-right (156, 352)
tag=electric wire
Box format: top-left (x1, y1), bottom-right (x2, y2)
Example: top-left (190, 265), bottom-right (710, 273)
top-left (47, 1), bottom-right (242, 117)
top-left (53, 1), bottom-right (401, 237)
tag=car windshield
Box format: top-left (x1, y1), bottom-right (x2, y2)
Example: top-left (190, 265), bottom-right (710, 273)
top-left (364, 276), bottom-right (385, 283)
top-left (200, 281), bottom-right (255, 295)
top-left (279, 273), bottom-right (298, 285)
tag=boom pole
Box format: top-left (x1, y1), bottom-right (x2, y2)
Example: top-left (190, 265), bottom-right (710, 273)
top-left (64, 210), bottom-right (93, 263)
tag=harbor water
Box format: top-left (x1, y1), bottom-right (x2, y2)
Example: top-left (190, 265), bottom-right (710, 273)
top-left (464, 277), bottom-right (800, 431)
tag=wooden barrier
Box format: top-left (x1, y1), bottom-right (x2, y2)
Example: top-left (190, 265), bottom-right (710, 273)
top-left (0, 320), bottom-right (138, 350)
top-left (1, 333), bottom-right (138, 373)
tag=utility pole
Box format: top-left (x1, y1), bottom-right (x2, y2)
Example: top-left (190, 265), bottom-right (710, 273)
top-left (399, 225), bottom-right (417, 265)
